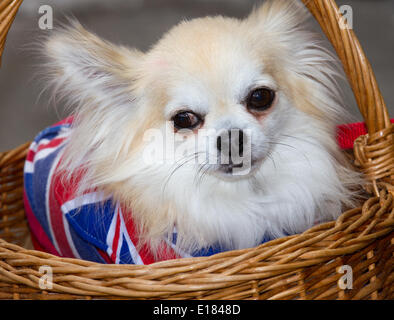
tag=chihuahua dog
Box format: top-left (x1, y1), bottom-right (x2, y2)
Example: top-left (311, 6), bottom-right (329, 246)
top-left (28, 0), bottom-right (361, 262)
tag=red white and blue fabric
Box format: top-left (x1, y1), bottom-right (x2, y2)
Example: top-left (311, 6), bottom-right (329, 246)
top-left (23, 117), bottom-right (394, 264)
top-left (23, 117), bottom-right (241, 264)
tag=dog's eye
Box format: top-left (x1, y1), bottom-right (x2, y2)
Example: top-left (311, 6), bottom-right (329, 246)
top-left (247, 88), bottom-right (275, 111)
top-left (172, 111), bottom-right (202, 130)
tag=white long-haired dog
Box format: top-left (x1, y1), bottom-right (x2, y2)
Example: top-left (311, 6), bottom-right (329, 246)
top-left (41, 0), bottom-right (361, 257)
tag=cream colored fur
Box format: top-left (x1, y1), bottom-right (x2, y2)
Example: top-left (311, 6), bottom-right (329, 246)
top-left (42, 0), bottom-right (362, 257)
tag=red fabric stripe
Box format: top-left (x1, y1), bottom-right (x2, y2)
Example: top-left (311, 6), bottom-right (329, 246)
top-left (123, 214), bottom-right (155, 265)
top-left (97, 248), bottom-right (113, 264)
top-left (26, 117), bottom-right (73, 162)
top-left (336, 119), bottom-right (394, 150)
top-left (26, 137), bottom-right (66, 163)
top-left (121, 206), bottom-right (178, 264)
top-left (25, 149), bottom-right (36, 162)
top-left (30, 231), bottom-right (45, 252)
top-left (23, 190), bottom-right (60, 256)
top-left (49, 160), bottom-right (77, 258)
top-left (36, 137), bottom-right (67, 153)
top-left (337, 122), bottom-right (367, 149)
top-left (110, 211), bottom-right (121, 262)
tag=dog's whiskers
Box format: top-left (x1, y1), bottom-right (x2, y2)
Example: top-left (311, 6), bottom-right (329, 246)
top-left (162, 152), bottom-right (204, 194)
top-left (279, 134), bottom-right (320, 148)
top-left (267, 139), bottom-right (312, 169)
top-left (194, 161), bottom-right (211, 189)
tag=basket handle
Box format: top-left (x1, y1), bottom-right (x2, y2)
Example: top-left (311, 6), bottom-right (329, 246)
top-left (301, 0), bottom-right (393, 189)
top-left (0, 0), bottom-right (23, 66)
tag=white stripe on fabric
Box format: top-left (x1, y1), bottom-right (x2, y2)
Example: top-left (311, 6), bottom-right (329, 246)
top-left (60, 192), bottom-right (109, 215)
top-left (105, 203), bottom-right (119, 257)
top-left (62, 213), bottom-right (82, 259)
top-left (35, 146), bottom-right (63, 162)
top-left (24, 160), bottom-right (34, 173)
top-left (31, 139), bottom-right (49, 152)
top-left (33, 130), bottom-right (71, 161)
top-left (118, 206), bottom-right (144, 265)
top-left (115, 207), bottom-right (123, 264)
top-left (26, 136), bottom-right (67, 173)
top-left (29, 141), bottom-right (38, 152)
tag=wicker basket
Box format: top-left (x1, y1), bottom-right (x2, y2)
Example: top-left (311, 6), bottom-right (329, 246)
top-left (0, 0), bottom-right (393, 300)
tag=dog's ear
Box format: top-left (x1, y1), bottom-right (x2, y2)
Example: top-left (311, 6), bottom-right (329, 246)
top-left (245, 0), bottom-right (345, 125)
top-left (43, 21), bottom-right (146, 188)
top-left (43, 20), bottom-right (143, 109)
top-left (244, 0), bottom-right (315, 75)
top-left (246, 0), bottom-right (308, 34)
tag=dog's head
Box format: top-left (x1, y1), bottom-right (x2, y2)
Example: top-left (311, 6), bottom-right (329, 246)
top-left (43, 0), bottom-right (353, 251)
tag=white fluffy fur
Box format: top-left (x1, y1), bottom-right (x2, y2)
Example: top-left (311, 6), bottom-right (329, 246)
top-left (42, 0), bottom-right (362, 257)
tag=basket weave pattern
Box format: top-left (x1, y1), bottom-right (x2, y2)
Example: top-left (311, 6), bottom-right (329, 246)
top-left (0, 0), bottom-right (393, 299)
top-left (0, 0), bottom-right (23, 66)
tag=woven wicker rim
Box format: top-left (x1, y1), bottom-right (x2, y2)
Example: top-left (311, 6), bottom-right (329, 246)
top-left (0, 0), bottom-right (393, 300)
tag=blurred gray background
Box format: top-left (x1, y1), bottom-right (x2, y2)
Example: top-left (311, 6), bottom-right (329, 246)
top-left (0, 0), bottom-right (393, 151)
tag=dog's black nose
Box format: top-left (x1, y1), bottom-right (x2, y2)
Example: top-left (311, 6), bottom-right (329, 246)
top-left (217, 129), bottom-right (244, 158)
